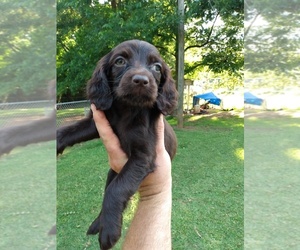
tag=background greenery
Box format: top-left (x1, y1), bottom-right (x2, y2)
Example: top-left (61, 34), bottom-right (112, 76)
top-left (245, 0), bottom-right (300, 92)
top-left (1, 0), bottom-right (298, 103)
top-left (0, 0), bottom-right (56, 102)
top-left (57, 112), bottom-right (244, 249)
top-left (55, 0), bottom-right (243, 101)
top-left (245, 0), bottom-right (300, 74)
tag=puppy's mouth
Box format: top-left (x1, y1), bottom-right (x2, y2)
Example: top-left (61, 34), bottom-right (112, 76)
top-left (116, 88), bottom-right (158, 107)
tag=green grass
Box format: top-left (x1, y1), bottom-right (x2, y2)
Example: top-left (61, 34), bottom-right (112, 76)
top-left (57, 111), bottom-right (244, 249)
top-left (172, 114), bottom-right (243, 249)
top-left (244, 111), bottom-right (300, 249)
top-left (0, 141), bottom-right (56, 249)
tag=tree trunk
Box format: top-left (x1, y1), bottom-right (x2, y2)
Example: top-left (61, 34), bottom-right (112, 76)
top-left (111, 0), bottom-right (117, 10)
top-left (177, 0), bottom-right (184, 128)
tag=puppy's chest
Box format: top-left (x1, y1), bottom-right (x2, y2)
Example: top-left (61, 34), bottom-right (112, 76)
top-left (112, 116), bottom-right (156, 156)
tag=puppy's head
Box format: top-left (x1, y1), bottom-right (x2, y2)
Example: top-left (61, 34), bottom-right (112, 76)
top-left (87, 40), bottom-right (178, 115)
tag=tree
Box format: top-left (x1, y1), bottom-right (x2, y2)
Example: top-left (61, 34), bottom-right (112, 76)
top-left (184, 0), bottom-right (244, 76)
top-left (0, 0), bottom-right (56, 102)
top-left (177, 0), bottom-right (185, 128)
top-left (245, 0), bottom-right (300, 76)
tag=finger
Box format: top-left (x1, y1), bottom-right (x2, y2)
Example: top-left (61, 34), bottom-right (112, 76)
top-left (156, 114), bottom-right (165, 152)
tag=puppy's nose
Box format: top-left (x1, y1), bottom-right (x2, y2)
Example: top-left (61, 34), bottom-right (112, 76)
top-left (132, 75), bottom-right (149, 85)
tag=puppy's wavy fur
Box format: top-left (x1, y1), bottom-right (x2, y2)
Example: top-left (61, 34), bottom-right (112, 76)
top-left (57, 40), bottom-right (178, 249)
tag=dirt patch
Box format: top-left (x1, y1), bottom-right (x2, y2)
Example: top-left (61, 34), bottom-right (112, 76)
top-left (57, 116), bottom-right (84, 127)
top-left (193, 109), bottom-right (300, 119)
top-left (193, 109), bottom-right (244, 118)
top-left (1, 116), bottom-right (44, 128)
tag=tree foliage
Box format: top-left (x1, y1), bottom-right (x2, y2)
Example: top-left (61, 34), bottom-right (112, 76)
top-left (0, 0), bottom-right (243, 102)
top-left (56, 0), bottom-right (243, 101)
top-left (0, 0), bottom-right (56, 101)
top-left (185, 0), bottom-right (243, 75)
top-left (245, 0), bottom-right (300, 76)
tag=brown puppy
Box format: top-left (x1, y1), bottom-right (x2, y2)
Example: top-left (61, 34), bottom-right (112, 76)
top-left (57, 40), bottom-right (178, 249)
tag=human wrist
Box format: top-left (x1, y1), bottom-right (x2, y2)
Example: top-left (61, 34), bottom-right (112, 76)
top-left (138, 176), bottom-right (172, 202)
top-left (122, 179), bottom-right (172, 250)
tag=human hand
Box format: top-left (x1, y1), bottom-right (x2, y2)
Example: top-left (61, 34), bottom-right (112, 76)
top-left (91, 104), bottom-right (128, 172)
top-left (90, 104), bottom-right (172, 198)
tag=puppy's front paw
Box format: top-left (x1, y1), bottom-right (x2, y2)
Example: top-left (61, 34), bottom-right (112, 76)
top-left (98, 218), bottom-right (121, 250)
top-left (86, 215), bottom-right (100, 235)
top-left (87, 212), bottom-right (122, 250)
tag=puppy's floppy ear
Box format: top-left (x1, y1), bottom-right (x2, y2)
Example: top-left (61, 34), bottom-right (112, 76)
top-left (156, 62), bottom-right (178, 115)
top-left (87, 53), bottom-right (113, 110)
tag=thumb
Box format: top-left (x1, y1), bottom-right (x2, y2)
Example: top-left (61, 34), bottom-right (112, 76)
top-left (91, 104), bottom-right (111, 136)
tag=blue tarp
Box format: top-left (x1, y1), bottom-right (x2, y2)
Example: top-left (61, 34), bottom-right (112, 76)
top-left (244, 92), bottom-right (264, 106)
top-left (193, 92), bottom-right (221, 106)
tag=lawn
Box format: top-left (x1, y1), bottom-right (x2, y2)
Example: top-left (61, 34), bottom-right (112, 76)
top-left (0, 141), bottom-right (56, 249)
top-left (244, 110), bottom-right (300, 249)
top-left (57, 111), bottom-right (244, 249)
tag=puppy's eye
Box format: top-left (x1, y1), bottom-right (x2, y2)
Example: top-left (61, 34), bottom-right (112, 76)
top-left (152, 63), bottom-right (162, 72)
top-left (115, 57), bottom-right (126, 66)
